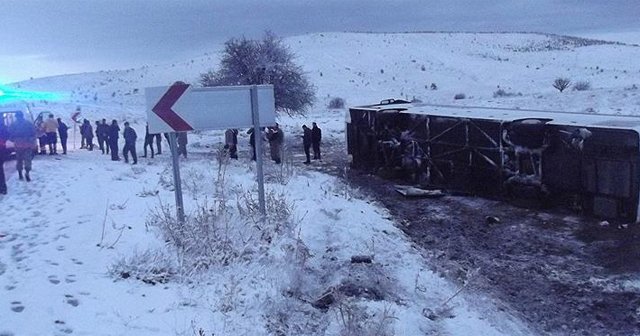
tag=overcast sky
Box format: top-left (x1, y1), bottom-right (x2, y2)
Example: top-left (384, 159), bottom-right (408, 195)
top-left (2, 0), bottom-right (639, 82)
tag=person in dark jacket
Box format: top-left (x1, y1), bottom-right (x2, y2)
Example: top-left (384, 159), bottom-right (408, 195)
top-left (108, 120), bottom-right (120, 161)
top-left (266, 123), bottom-right (284, 164)
top-left (301, 125), bottom-right (312, 164)
top-left (99, 119), bottom-right (110, 154)
top-left (8, 111), bottom-right (36, 182)
top-left (248, 128), bottom-right (256, 160)
top-left (57, 118), bottom-right (69, 155)
top-left (122, 122), bottom-right (137, 164)
top-left (79, 119), bottom-right (87, 149)
top-left (0, 122), bottom-right (8, 194)
top-left (311, 122), bottom-right (322, 160)
top-left (177, 132), bottom-right (188, 159)
top-left (142, 124), bottom-right (155, 158)
top-left (95, 120), bottom-right (104, 153)
top-left (224, 129), bottom-right (238, 159)
top-left (155, 133), bottom-right (163, 155)
top-left (82, 119), bottom-right (94, 151)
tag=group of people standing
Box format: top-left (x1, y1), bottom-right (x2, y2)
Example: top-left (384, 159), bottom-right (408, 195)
top-left (142, 125), bottom-right (188, 160)
top-left (247, 123), bottom-right (286, 164)
top-left (76, 118), bottom-right (141, 164)
top-left (36, 114), bottom-right (69, 155)
top-left (238, 122), bottom-right (322, 165)
top-left (301, 122), bottom-right (322, 164)
top-left (1, 114), bottom-right (321, 196)
top-left (0, 112), bottom-right (160, 195)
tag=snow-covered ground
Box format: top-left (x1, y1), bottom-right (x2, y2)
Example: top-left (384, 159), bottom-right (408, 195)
top-left (2, 31), bottom-right (640, 335)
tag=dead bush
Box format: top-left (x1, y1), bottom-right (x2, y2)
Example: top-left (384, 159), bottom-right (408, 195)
top-left (108, 249), bottom-right (175, 285)
top-left (573, 81), bottom-right (591, 91)
top-left (328, 97), bottom-right (346, 109)
top-left (553, 77), bottom-right (571, 92)
top-left (146, 200), bottom-right (243, 271)
top-left (145, 185), bottom-right (295, 274)
top-left (493, 89), bottom-right (522, 98)
top-left (335, 297), bottom-right (396, 336)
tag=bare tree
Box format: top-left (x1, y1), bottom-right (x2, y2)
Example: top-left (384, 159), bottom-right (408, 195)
top-left (200, 31), bottom-right (315, 115)
top-left (553, 78), bottom-right (571, 92)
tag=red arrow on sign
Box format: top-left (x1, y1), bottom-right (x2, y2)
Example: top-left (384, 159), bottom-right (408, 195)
top-left (151, 82), bottom-right (194, 132)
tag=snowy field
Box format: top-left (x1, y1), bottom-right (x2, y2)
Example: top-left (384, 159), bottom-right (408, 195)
top-left (2, 31), bottom-right (640, 335)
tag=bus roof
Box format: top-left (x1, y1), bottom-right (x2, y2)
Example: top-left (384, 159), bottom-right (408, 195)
top-left (352, 102), bottom-right (640, 132)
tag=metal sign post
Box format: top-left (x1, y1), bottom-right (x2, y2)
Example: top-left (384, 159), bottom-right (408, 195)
top-left (168, 132), bottom-right (185, 223)
top-left (250, 85), bottom-right (266, 216)
top-left (145, 83), bottom-right (275, 224)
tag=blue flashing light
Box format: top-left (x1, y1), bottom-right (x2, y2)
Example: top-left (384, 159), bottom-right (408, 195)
top-left (0, 84), bottom-right (67, 104)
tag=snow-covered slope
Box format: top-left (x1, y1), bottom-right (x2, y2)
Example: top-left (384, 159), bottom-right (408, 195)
top-left (14, 32), bottom-right (640, 121)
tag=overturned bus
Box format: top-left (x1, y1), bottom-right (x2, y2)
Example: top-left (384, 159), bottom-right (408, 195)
top-left (347, 99), bottom-right (640, 222)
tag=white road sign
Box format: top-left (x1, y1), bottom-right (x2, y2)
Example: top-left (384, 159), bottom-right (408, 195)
top-left (145, 83), bottom-right (276, 133)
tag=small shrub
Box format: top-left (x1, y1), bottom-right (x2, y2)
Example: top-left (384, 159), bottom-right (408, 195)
top-left (328, 97), bottom-right (346, 109)
top-left (453, 93), bottom-right (466, 100)
top-left (335, 298), bottom-right (396, 336)
top-left (493, 89), bottom-right (508, 97)
top-left (493, 89), bottom-right (522, 98)
top-left (573, 81), bottom-right (591, 91)
top-left (108, 249), bottom-right (175, 285)
top-left (553, 78), bottom-right (571, 92)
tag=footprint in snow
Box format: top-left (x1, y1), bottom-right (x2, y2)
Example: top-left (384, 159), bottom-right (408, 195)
top-left (54, 320), bottom-right (73, 335)
top-left (45, 260), bottom-right (60, 266)
top-left (71, 258), bottom-right (83, 265)
top-left (10, 245), bottom-right (26, 262)
top-left (65, 275), bottom-right (76, 284)
top-left (10, 301), bottom-right (24, 312)
top-left (64, 294), bottom-right (79, 307)
top-left (56, 245), bottom-right (65, 251)
top-left (1, 234), bottom-right (16, 243)
top-left (48, 275), bottom-right (61, 285)
top-left (56, 327), bottom-right (73, 335)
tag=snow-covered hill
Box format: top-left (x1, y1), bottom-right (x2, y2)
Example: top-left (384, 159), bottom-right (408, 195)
top-left (14, 32), bottom-right (640, 122)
